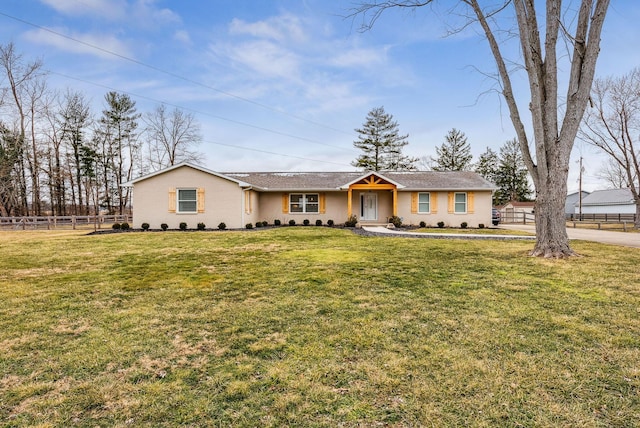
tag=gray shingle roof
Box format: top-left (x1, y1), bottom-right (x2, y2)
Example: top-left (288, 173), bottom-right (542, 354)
top-left (581, 188), bottom-right (635, 206)
top-left (224, 170), bottom-right (496, 191)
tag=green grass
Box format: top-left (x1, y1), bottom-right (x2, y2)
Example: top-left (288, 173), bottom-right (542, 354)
top-left (1, 228), bottom-right (639, 427)
top-left (413, 227), bottom-right (533, 236)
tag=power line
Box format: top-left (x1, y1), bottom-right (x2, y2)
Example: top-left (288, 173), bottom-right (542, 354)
top-left (49, 70), bottom-right (354, 153)
top-left (47, 70), bottom-right (353, 168)
top-left (201, 138), bottom-right (352, 167)
top-left (0, 9), bottom-right (355, 137)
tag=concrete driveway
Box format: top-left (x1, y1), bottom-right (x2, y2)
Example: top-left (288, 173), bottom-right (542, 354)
top-left (498, 224), bottom-right (640, 249)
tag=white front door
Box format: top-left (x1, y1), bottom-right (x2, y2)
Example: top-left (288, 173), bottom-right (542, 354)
top-left (360, 193), bottom-right (378, 221)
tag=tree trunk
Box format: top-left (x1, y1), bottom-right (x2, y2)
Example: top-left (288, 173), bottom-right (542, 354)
top-left (532, 178), bottom-right (573, 257)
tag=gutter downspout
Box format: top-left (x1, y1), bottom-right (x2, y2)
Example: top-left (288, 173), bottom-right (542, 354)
top-left (241, 187), bottom-right (253, 227)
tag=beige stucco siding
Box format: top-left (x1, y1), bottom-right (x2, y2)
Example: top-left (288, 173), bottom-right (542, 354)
top-left (397, 191), bottom-right (493, 227)
top-left (256, 191), bottom-right (348, 224)
top-left (132, 166), bottom-right (245, 229)
top-left (251, 190), bottom-right (492, 227)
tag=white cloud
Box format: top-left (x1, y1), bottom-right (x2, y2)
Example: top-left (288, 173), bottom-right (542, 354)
top-left (39, 0), bottom-right (127, 20)
top-left (39, 0), bottom-right (180, 26)
top-left (173, 30), bottom-right (191, 45)
top-left (23, 27), bottom-right (133, 58)
top-left (202, 11), bottom-right (410, 120)
top-left (229, 14), bottom-right (307, 44)
top-left (329, 46), bottom-right (389, 68)
top-left (132, 0), bottom-right (181, 26)
top-left (212, 39), bottom-right (301, 81)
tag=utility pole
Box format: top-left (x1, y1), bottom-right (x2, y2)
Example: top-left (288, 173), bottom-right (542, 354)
top-left (579, 157), bottom-right (583, 221)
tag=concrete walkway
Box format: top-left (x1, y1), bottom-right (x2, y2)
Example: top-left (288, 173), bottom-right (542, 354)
top-left (498, 223), bottom-right (640, 249)
top-left (362, 224), bottom-right (640, 249)
top-left (361, 226), bottom-right (535, 241)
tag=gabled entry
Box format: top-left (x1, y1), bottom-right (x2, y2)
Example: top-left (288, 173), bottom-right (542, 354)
top-left (340, 172), bottom-right (404, 219)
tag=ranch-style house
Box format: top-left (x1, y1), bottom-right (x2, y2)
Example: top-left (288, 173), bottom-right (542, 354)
top-left (123, 162), bottom-right (497, 229)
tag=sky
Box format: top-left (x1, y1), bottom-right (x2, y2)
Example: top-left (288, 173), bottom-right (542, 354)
top-left (1, 0), bottom-right (638, 192)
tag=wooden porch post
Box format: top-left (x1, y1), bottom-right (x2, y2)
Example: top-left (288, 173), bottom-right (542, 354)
top-left (392, 188), bottom-right (398, 216)
top-left (347, 188), bottom-right (352, 217)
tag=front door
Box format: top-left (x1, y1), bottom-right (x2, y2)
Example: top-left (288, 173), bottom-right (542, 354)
top-left (360, 193), bottom-right (378, 221)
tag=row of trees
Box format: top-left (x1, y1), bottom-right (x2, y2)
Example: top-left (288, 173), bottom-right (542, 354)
top-left (351, 107), bottom-right (531, 205)
top-left (0, 43), bottom-right (203, 217)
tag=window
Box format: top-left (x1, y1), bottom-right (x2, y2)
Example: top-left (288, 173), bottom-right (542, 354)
top-left (178, 189), bottom-right (197, 213)
top-left (289, 193), bottom-right (319, 213)
top-left (454, 192), bottom-right (467, 213)
top-left (418, 192), bottom-right (430, 213)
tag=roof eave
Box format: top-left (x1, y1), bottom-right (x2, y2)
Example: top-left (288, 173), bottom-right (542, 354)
top-left (125, 162), bottom-right (251, 187)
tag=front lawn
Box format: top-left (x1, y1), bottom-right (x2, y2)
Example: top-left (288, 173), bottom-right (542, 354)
top-left (412, 227), bottom-right (533, 236)
top-left (1, 228), bottom-right (638, 426)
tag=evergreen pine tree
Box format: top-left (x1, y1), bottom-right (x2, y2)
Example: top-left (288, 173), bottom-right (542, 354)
top-left (431, 128), bottom-right (473, 171)
top-left (494, 138), bottom-right (532, 204)
top-left (474, 147), bottom-right (499, 205)
top-left (474, 147), bottom-right (499, 183)
top-left (352, 106), bottom-right (417, 171)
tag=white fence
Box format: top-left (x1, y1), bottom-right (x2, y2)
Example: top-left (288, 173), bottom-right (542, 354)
top-left (0, 215), bottom-right (130, 231)
top-left (499, 211), bottom-right (535, 224)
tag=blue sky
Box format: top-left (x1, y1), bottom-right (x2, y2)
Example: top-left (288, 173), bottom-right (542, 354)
top-left (1, 1), bottom-right (638, 192)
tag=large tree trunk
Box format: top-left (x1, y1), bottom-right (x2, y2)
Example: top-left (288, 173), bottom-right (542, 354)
top-left (471, 0), bottom-right (609, 257)
top-left (532, 170), bottom-right (572, 257)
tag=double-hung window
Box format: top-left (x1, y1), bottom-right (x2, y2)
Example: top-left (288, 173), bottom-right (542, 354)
top-left (418, 192), bottom-right (430, 213)
top-left (289, 193), bottom-right (319, 213)
top-left (177, 189), bottom-right (197, 213)
top-left (454, 192), bottom-right (467, 213)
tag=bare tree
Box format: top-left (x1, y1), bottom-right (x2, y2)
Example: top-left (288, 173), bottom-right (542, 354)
top-left (24, 76), bottom-right (48, 215)
top-left (596, 158), bottom-right (634, 190)
top-left (579, 67), bottom-right (640, 227)
top-left (350, 0), bottom-right (610, 257)
top-left (0, 42), bottom-right (45, 215)
top-left (144, 104), bottom-right (203, 171)
top-left (42, 91), bottom-right (67, 215)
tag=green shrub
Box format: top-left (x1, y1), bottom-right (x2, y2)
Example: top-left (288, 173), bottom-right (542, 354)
top-left (179, 222), bottom-right (187, 231)
top-left (437, 221), bottom-right (445, 228)
top-left (218, 222), bottom-right (226, 230)
top-left (288, 219), bottom-right (296, 226)
top-left (112, 223), bottom-right (121, 230)
top-left (327, 219), bottom-right (334, 226)
top-left (255, 221), bottom-right (263, 228)
top-left (344, 214), bottom-right (358, 227)
top-left (160, 223), bottom-right (168, 231)
top-left (303, 219), bottom-right (310, 226)
top-left (479, 223), bottom-right (485, 229)
top-left (197, 222), bottom-right (206, 230)
top-left (141, 222), bottom-right (150, 231)
top-left (120, 222), bottom-right (130, 230)
top-left (389, 216), bottom-right (402, 228)
top-left (419, 221), bottom-right (426, 228)
top-left (261, 221), bottom-right (268, 227)
top-left (245, 223), bottom-right (253, 229)
top-left (461, 222), bottom-right (468, 229)
top-left (315, 219), bottom-right (323, 226)
top-left (274, 219), bottom-right (281, 226)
